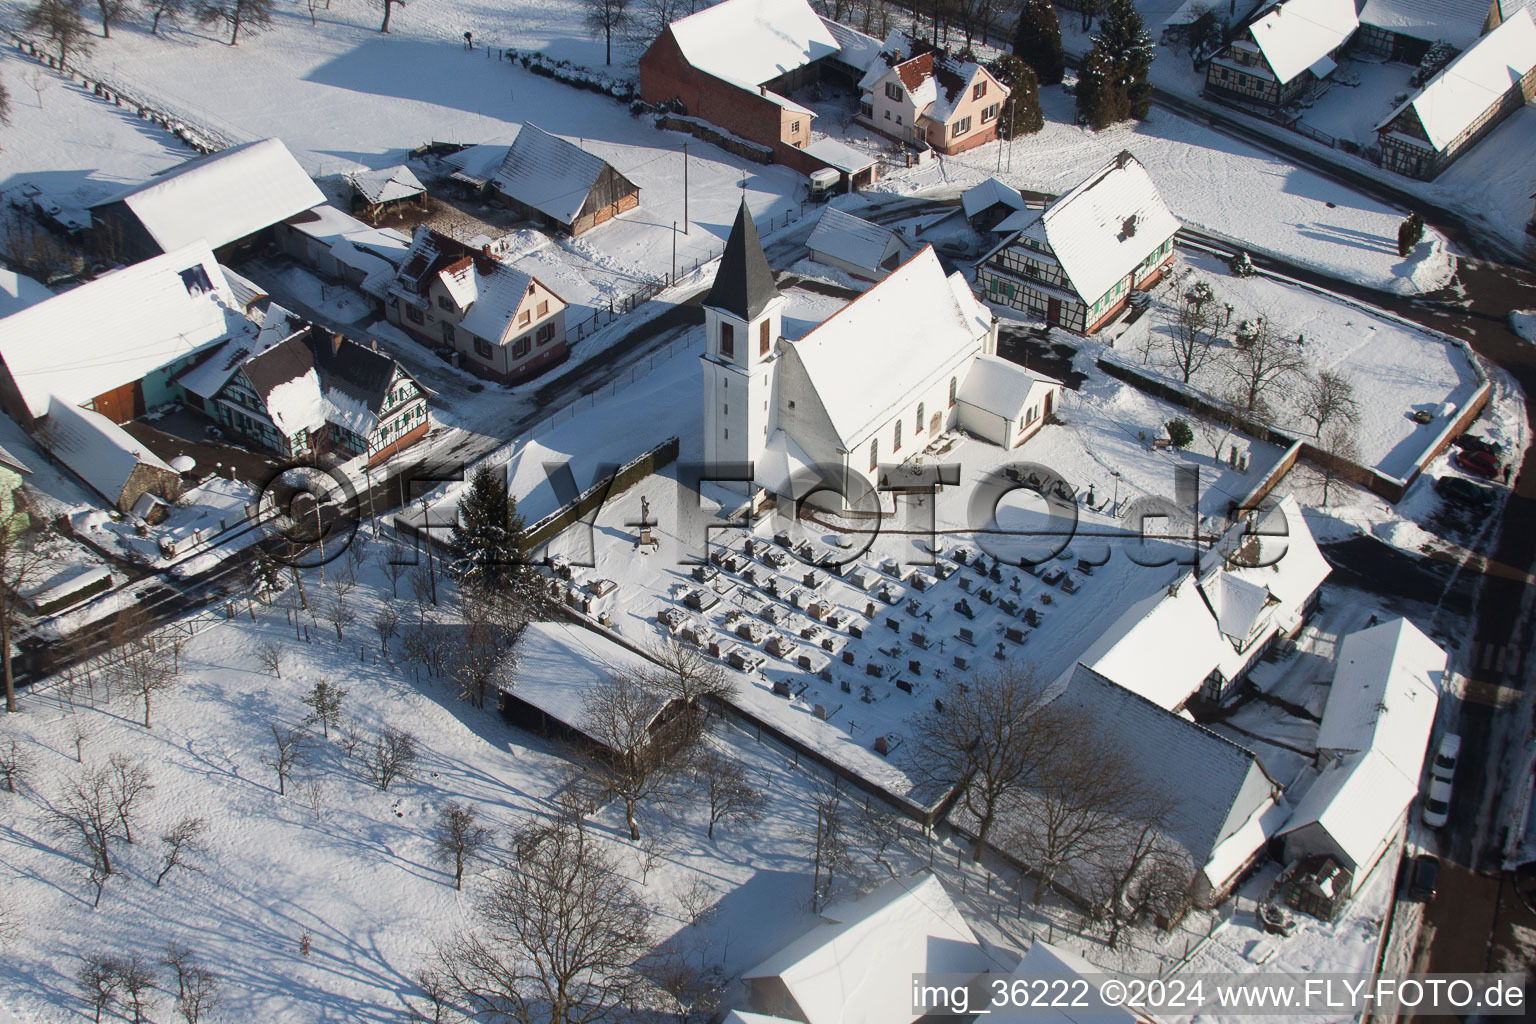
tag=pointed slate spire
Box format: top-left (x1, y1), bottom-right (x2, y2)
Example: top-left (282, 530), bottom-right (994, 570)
top-left (705, 199), bottom-right (779, 322)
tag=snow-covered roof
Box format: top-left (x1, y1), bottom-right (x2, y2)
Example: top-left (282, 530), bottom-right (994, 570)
top-left (1245, 0), bottom-right (1359, 85)
top-left (786, 247), bottom-right (990, 449)
top-left (43, 396), bottom-right (175, 504)
top-left (240, 337), bottom-right (326, 437)
top-left (92, 138), bottom-right (325, 253)
top-left (0, 441), bottom-right (33, 476)
top-left (803, 137), bottom-right (878, 173)
top-left (350, 164), bottom-right (425, 205)
top-left (1057, 665), bottom-right (1274, 865)
top-left (1083, 496), bottom-right (1329, 710)
top-left (1279, 748), bottom-right (1419, 869)
top-left (493, 124), bottom-right (635, 227)
top-left (956, 354), bottom-right (1062, 420)
top-left (742, 873), bottom-right (991, 1024)
top-left (393, 227), bottom-right (556, 343)
top-left (984, 942), bottom-right (1141, 1023)
top-left (1357, 0), bottom-right (1489, 47)
top-left (286, 205), bottom-right (412, 297)
top-left (1200, 796), bottom-right (1290, 890)
top-left (0, 269), bottom-right (51, 319)
top-left (0, 243), bottom-right (249, 419)
top-left (821, 17), bottom-right (883, 69)
top-left (668, 0), bottom-right (840, 93)
top-left (1373, 9), bottom-right (1536, 151)
top-left (500, 621), bottom-right (659, 739)
top-left (806, 207), bottom-right (900, 274)
top-left (986, 152), bottom-right (1180, 305)
top-left (961, 177), bottom-right (1027, 220)
top-left (1315, 617), bottom-right (1444, 776)
top-left (857, 32), bottom-right (1003, 123)
top-left (755, 428), bottom-right (819, 498)
top-left (176, 305), bottom-right (307, 401)
top-left (723, 1013), bottom-right (797, 1024)
top-left (442, 143), bottom-right (509, 187)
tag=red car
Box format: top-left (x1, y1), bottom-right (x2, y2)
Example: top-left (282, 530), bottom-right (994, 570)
top-left (1453, 449), bottom-right (1500, 479)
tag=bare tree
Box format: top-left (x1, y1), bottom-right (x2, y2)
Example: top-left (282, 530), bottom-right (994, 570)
top-left (195, 0), bottom-right (274, 44)
top-left (1000, 718), bottom-right (1143, 905)
top-left (0, 737), bottom-right (33, 792)
top-left (581, 672), bottom-right (690, 840)
top-left (904, 662), bottom-right (1069, 861)
top-left (147, 0), bottom-right (188, 32)
top-left (116, 953), bottom-right (157, 1024)
top-left (374, 0), bottom-right (404, 30)
top-left (262, 724), bottom-right (308, 795)
top-left (48, 762), bottom-right (127, 875)
top-left (320, 573), bottom-right (357, 641)
top-left (373, 604), bottom-right (399, 654)
top-left (691, 748), bottom-right (765, 839)
top-left (853, 804), bottom-right (905, 878)
top-left (436, 818), bottom-right (653, 1024)
top-left (625, 0), bottom-right (695, 47)
top-left (300, 678), bottom-right (347, 739)
top-left (409, 566), bottom-right (433, 625)
top-left (807, 788), bottom-right (853, 911)
top-left (23, 0), bottom-right (95, 68)
top-left (0, 519), bottom-right (53, 713)
top-left (105, 753), bottom-right (154, 844)
top-left (582, 0), bottom-right (631, 64)
top-left (76, 953), bottom-right (120, 1023)
top-left (648, 634), bottom-right (735, 737)
top-left (155, 815), bottom-right (209, 886)
top-left (1225, 318), bottom-right (1306, 416)
top-left (376, 541), bottom-right (409, 598)
top-left (674, 875), bottom-right (716, 926)
top-left (111, 611), bottom-right (178, 728)
top-left (1081, 793), bottom-right (1187, 949)
top-left (409, 966), bottom-right (453, 1024)
top-left (432, 801), bottom-right (493, 890)
top-left (176, 965), bottom-right (220, 1023)
top-left (255, 638), bottom-right (285, 679)
top-left (361, 726), bottom-right (418, 791)
top-left (1299, 368), bottom-right (1359, 438)
top-left (1165, 280), bottom-right (1227, 384)
top-left (450, 594), bottom-right (510, 709)
top-left (1315, 423), bottom-right (1360, 508)
top-left (91, 0), bottom-right (130, 37)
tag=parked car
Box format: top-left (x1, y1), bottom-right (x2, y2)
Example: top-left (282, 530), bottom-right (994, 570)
top-left (1453, 449), bottom-right (1500, 479)
top-left (1432, 734), bottom-right (1461, 782)
top-left (1455, 433), bottom-right (1503, 458)
top-left (1435, 475), bottom-right (1498, 509)
top-left (1408, 854), bottom-right (1440, 901)
top-left (1423, 779), bottom-right (1453, 829)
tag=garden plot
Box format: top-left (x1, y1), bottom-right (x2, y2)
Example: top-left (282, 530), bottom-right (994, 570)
top-left (0, 535), bottom-right (852, 1023)
top-left (1119, 252), bottom-right (1481, 479)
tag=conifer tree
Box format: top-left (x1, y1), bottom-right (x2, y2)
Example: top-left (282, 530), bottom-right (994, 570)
top-left (1012, 0), bottom-right (1065, 85)
top-left (1075, 44), bottom-right (1128, 129)
top-left (990, 55), bottom-right (1045, 137)
top-left (449, 464), bottom-right (526, 587)
top-left (1397, 211), bottom-right (1424, 257)
top-left (1094, 0), bottom-right (1155, 119)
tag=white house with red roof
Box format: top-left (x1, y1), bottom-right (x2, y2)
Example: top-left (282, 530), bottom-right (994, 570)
top-left (856, 32), bottom-right (1010, 154)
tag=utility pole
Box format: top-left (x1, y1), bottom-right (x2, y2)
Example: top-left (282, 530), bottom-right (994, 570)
top-left (672, 221), bottom-right (677, 280)
top-left (683, 143), bottom-right (689, 233)
top-left (420, 496), bottom-right (437, 604)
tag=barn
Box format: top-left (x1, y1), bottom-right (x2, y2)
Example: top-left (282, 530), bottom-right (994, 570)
top-left (89, 138), bottom-right (325, 264)
top-left (804, 206), bottom-right (902, 280)
top-left (490, 124), bottom-right (640, 237)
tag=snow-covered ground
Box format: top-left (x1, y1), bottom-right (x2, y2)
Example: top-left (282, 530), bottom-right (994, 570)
top-left (1512, 309), bottom-right (1536, 343)
top-left (1106, 252), bottom-right (1483, 478)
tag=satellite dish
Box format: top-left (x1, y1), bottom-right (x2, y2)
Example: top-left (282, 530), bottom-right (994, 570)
top-left (170, 455), bottom-right (197, 473)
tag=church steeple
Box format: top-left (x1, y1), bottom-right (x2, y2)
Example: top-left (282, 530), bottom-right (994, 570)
top-left (705, 199), bottom-right (780, 322)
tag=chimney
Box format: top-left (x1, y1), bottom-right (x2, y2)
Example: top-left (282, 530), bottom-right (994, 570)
top-left (482, 244), bottom-right (494, 259)
top-left (331, 331), bottom-right (344, 355)
top-left (759, 85), bottom-right (767, 96)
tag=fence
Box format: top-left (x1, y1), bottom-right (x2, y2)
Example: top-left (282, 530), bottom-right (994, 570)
top-left (9, 35), bottom-right (239, 156)
top-left (521, 436), bottom-right (681, 553)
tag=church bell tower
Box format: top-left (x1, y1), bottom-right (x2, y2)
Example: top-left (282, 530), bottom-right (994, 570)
top-left (700, 199), bottom-right (784, 493)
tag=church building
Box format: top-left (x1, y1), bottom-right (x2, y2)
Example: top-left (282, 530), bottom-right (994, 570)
top-left (700, 200), bottom-right (1062, 509)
